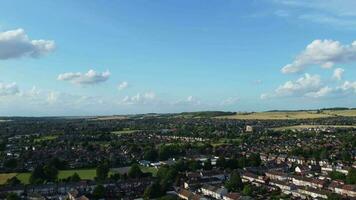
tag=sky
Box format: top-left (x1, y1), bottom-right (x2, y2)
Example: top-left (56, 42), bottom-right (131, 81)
top-left (0, 0), bottom-right (356, 116)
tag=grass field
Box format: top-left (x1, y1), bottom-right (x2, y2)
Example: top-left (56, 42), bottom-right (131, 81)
top-left (217, 110), bottom-right (356, 120)
top-left (0, 166), bottom-right (158, 185)
top-left (112, 130), bottom-right (139, 135)
top-left (272, 124), bottom-right (356, 131)
top-left (34, 135), bottom-right (58, 142)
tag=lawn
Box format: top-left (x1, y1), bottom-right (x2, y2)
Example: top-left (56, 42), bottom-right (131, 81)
top-left (7, 169), bottom-right (98, 185)
top-left (1, 167), bottom-right (156, 185)
top-left (34, 135), bottom-right (58, 142)
top-left (140, 166), bottom-right (158, 176)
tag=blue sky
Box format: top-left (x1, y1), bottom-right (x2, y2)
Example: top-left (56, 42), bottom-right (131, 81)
top-left (0, 0), bottom-right (356, 116)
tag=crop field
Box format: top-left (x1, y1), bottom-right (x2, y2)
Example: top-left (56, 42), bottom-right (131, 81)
top-left (272, 124), bottom-right (356, 131)
top-left (217, 110), bottom-right (356, 120)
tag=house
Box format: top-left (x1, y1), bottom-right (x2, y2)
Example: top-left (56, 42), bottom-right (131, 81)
top-left (265, 171), bottom-right (289, 181)
top-left (201, 185), bottom-right (228, 200)
top-left (245, 126), bottom-right (253, 133)
top-left (200, 170), bottom-right (227, 181)
top-left (67, 189), bottom-right (89, 200)
top-left (241, 172), bottom-right (265, 185)
top-left (276, 154), bottom-right (287, 164)
top-left (223, 193), bottom-right (241, 200)
top-left (291, 176), bottom-right (326, 189)
top-left (294, 165), bottom-right (310, 175)
top-left (178, 189), bottom-right (207, 200)
top-left (329, 182), bottom-right (356, 198)
top-left (269, 180), bottom-right (296, 194)
top-left (297, 187), bottom-right (329, 199)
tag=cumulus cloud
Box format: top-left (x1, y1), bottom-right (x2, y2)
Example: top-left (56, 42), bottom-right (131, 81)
top-left (305, 86), bottom-right (333, 98)
top-left (0, 82), bottom-right (19, 96)
top-left (173, 96), bottom-right (201, 106)
top-left (338, 81), bottom-right (356, 93)
top-left (281, 40), bottom-right (356, 73)
top-left (332, 68), bottom-right (344, 80)
top-left (220, 97), bottom-right (240, 106)
top-left (118, 81), bottom-right (129, 91)
top-left (261, 73), bottom-right (322, 98)
top-left (57, 69), bottom-right (110, 85)
top-left (0, 28), bottom-right (55, 59)
top-left (120, 92), bottom-right (156, 105)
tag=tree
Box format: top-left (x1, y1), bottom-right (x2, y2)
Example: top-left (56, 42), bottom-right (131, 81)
top-left (216, 157), bottom-right (226, 169)
top-left (6, 193), bottom-right (19, 200)
top-left (329, 171), bottom-right (346, 181)
top-left (30, 165), bottom-right (45, 184)
top-left (49, 157), bottom-right (68, 170)
top-left (328, 193), bottom-right (342, 200)
top-left (346, 168), bottom-right (356, 184)
top-left (248, 153), bottom-right (261, 167)
top-left (43, 164), bottom-right (58, 182)
top-left (128, 163), bottom-right (143, 178)
top-left (69, 172), bottom-right (81, 182)
top-left (6, 177), bottom-right (21, 186)
top-left (96, 162), bottom-right (109, 181)
top-left (144, 148), bottom-right (158, 162)
top-left (203, 159), bottom-right (212, 170)
top-left (4, 159), bottom-right (17, 169)
top-left (242, 184), bottom-right (253, 196)
top-left (92, 185), bottom-right (105, 199)
top-left (144, 181), bottom-right (164, 199)
top-left (225, 172), bottom-right (243, 192)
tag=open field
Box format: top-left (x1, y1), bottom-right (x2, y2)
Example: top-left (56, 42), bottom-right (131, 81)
top-left (272, 124), bottom-right (356, 131)
top-left (0, 166), bottom-right (158, 185)
top-left (111, 130), bottom-right (140, 135)
top-left (34, 135), bottom-right (58, 142)
top-left (217, 110), bottom-right (356, 120)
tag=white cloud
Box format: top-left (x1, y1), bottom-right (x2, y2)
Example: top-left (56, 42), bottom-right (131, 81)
top-left (305, 86), bottom-right (333, 98)
top-left (338, 81), bottom-right (356, 93)
top-left (332, 68), bottom-right (344, 80)
top-left (120, 92), bottom-right (156, 105)
top-left (0, 28), bottom-right (55, 59)
top-left (220, 97), bottom-right (240, 106)
top-left (0, 82), bottom-right (19, 96)
top-left (173, 96), bottom-right (201, 106)
top-left (281, 40), bottom-right (356, 73)
top-left (261, 73), bottom-right (323, 99)
top-left (118, 81), bottom-right (129, 91)
top-left (57, 69), bottom-right (110, 85)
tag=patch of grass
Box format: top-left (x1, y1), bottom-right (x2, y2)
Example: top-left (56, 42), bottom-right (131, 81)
top-left (112, 130), bottom-right (139, 135)
top-left (16, 173), bottom-right (31, 184)
top-left (0, 173), bottom-right (17, 184)
top-left (140, 166), bottom-right (158, 176)
top-left (34, 135), bottom-right (58, 142)
top-left (58, 169), bottom-right (97, 180)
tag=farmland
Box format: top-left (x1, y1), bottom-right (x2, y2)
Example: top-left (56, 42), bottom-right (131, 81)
top-left (217, 109), bottom-right (356, 120)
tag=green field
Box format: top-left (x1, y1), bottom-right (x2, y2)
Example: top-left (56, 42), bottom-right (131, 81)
top-left (0, 169), bottom-right (97, 185)
top-left (34, 135), bottom-right (58, 142)
top-left (0, 166), bottom-right (158, 185)
top-left (217, 110), bottom-right (356, 120)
